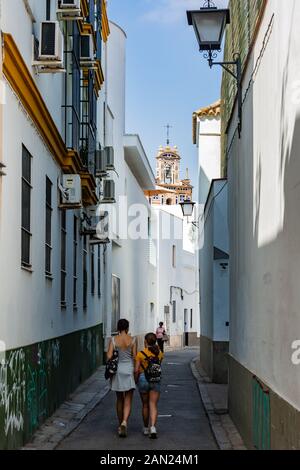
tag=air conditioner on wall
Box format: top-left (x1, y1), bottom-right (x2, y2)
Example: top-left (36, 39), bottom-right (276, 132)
top-left (57, 0), bottom-right (82, 20)
top-left (80, 35), bottom-right (95, 67)
top-left (81, 211), bottom-right (110, 244)
top-left (39, 21), bottom-right (63, 62)
top-left (95, 147), bottom-right (115, 177)
top-left (60, 175), bottom-right (82, 207)
top-left (104, 147), bottom-right (115, 171)
top-left (59, 0), bottom-right (80, 9)
top-left (102, 180), bottom-right (116, 204)
top-left (95, 149), bottom-right (107, 177)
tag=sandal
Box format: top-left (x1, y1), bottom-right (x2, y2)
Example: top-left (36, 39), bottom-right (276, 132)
top-left (119, 421), bottom-right (127, 438)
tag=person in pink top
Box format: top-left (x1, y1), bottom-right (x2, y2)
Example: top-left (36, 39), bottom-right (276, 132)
top-left (156, 322), bottom-right (166, 352)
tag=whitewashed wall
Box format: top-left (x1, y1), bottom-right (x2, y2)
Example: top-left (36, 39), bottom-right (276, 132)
top-left (197, 116), bottom-right (221, 206)
top-left (0, 0), bottom-right (107, 350)
top-left (227, 0), bottom-right (300, 409)
top-left (105, 22), bottom-right (156, 340)
top-left (151, 206), bottom-right (199, 343)
top-left (0, 83), bottom-right (105, 350)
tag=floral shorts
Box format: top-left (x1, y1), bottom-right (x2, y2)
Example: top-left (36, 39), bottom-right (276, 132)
top-left (137, 373), bottom-right (161, 393)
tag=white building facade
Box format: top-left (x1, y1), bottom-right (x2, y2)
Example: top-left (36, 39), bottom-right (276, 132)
top-left (223, 0), bottom-right (300, 449)
top-left (149, 205), bottom-right (199, 348)
top-left (103, 22), bottom-right (156, 348)
top-left (0, 0), bottom-right (111, 449)
top-left (193, 102), bottom-right (230, 383)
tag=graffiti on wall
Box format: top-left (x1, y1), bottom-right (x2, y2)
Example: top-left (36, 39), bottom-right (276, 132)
top-left (26, 346), bottom-right (48, 434)
top-left (0, 338), bottom-right (61, 437)
top-left (0, 326), bottom-right (102, 448)
top-left (0, 349), bottom-right (26, 436)
top-left (26, 340), bottom-right (60, 434)
top-left (80, 330), bottom-right (97, 369)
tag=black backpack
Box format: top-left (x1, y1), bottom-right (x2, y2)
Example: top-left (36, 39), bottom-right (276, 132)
top-left (105, 350), bottom-right (119, 380)
top-left (141, 351), bottom-right (162, 383)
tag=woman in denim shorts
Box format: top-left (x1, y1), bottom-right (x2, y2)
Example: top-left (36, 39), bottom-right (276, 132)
top-left (135, 333), bottom-right (164, 439)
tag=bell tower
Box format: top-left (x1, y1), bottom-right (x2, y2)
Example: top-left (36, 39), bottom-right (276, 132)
top-left (156, 145), bottom-right (181, 185)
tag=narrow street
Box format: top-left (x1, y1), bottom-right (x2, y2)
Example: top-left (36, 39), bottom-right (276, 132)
top-left (57, 349), bottom-right (218, 451)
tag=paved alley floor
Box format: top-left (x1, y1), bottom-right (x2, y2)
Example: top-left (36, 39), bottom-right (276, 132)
top-left (57, 349), bottom-right (218, 451)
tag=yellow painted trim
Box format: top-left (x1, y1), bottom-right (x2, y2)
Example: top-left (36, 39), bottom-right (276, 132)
top-left (94, 59), bottom-right (104, 96)
top-left (63, 150), bottom-right (83, 174)
top-left (101, 0), bottom-right (110, 42)
top-left (81, 172), bottom-right (98, 206)
top-left (80, 0), bottom-right (89, 18)
top-left (2, 33), bottom-right (98, 204)
top-left (3, 33), bottom-right (67, 168)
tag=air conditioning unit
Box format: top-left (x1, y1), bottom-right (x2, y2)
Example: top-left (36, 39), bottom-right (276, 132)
top-left (61, 175), bottom-right (82, 205)
top-left (80, 216), bottom-right (99, 236)
top-left (80, 34), bottom-right (95, 66)
top-left (57, 0), bottom-right (81, 20)
top-left (104, 147), bottom-right (115, 171)
top-left (39, 21), bottom-right (63, 62)
top-left (95, 149), bottom-right (107, 177)
top-left (59, 0), bottom-right (80, 9)
top-left (90, 211), bottom-right (110, 244)
top-left (102, 180), bottom-right (116, 204)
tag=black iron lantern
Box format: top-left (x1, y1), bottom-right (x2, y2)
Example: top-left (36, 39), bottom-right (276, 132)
top-left (180, 201), bottom-right (196, 218)
top-left (187, 6), bottom-right (230, 52)
top-left (187, 1), bottom-right (242, 138)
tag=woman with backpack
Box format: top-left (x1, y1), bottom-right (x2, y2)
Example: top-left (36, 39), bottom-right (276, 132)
top-left (134, 333), bottom-right (164, 439)
top-left (107, 319), bottom-right (137, 437)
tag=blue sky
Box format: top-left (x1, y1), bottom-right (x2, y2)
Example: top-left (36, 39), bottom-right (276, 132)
top-left (107, 0), bottom-right (227, 191)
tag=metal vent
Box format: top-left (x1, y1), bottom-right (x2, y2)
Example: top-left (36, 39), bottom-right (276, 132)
top-left (41, 22), bottom-right (56, 56)
top-left (105, 147), bottom-right (115, 170)
top-left (81, 35), bottom-right (91, 58)
top-left (102, 180), bottom-right (116, 203)
top-left (95, 150), bottom-right (107, 177)
top-left (61, 0), bottom-right (77, 5)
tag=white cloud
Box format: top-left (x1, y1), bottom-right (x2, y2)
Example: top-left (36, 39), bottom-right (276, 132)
top-left (142, 0), bottom-right (228, 25)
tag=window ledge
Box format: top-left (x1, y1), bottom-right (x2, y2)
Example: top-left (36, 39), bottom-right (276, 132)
top-left (45, 274), bottom-right (53, 281)
top-left (21, 265), bottom-right (33, 273)
top-left (61, 302), bottom-right (67, 310)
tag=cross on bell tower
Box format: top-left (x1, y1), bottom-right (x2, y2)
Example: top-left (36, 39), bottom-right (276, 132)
top-left (164, 124), bottom-right (172, 145)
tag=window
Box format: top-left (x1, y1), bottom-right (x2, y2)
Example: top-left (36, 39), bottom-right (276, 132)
top-left (91, 246), bottom-right (95, 296)
top-left (190, 309), bottom-right (193, 329)
top-left (45, 177), bottom-right (52, 276)
top-left (184, 308), bottom-right (188, 330)
top-left (61, 211), bottom-right (67, 307)
top-left (73, 216), bottom-right (78, 306)
top-left (63, 21), bottom-right (80, 151)
top-left (83, 236), bottom-right (88, 309)
top-left (21, 145), bottom-right (32, 268)
top-left (97, 245), bottom-right (101, 298)
top-left (172, 301), bottom-right (176, 323)
top-left (172, 245), bottom-right (176, 268)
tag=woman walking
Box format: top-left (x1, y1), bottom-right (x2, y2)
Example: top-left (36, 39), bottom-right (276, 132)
top-left (156, 322), bottom-right (166, 352)
top-left (107, 319), bottom-right (136, 437)
top-left (135, 333), bottom-right (164, 439)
